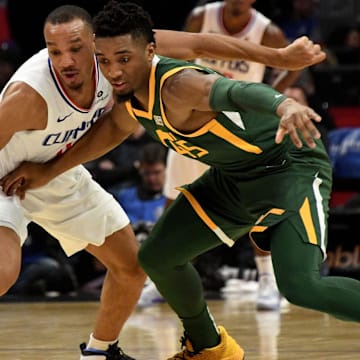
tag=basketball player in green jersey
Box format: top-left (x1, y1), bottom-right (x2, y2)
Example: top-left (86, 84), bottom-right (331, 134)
top-left (3, 2), bottom-right (358, 360)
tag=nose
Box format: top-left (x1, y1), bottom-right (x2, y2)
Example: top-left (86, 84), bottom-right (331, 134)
top-left (60, 53), bottom-right (75, 68)
top-left (107, 64), bottom-right (123, 80)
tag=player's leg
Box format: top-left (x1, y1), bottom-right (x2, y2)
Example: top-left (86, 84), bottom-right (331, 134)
top-left (271, 219), bottom-right (360, 321)
top-left (0, 193), bottom-right (28, 295)
top-left (138, 194), bottom-right (244, 359)
top-left (253, 245), bottom-right (282, 311)
top-left (31, 167), bottom-right (146, 360)
top-left (82, 224), bottom-right (146, 358)
top-left (0, 226), bottom-right (22, 295)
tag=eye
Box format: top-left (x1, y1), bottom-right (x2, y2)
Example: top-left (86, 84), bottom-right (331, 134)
top-left (120, 56), bottom-right (130, 64)
top-left (49, 50), bottom-right (60, 56)
top-left (98, 58), bottom-right (109, 65)
top-left (71, 47), bottom-right (82, 53)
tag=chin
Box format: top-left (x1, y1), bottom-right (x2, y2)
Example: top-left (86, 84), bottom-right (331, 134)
top-left (68, 82), bottom-right (83, 91)
top-left (116, 91), bottom-right (134, 103)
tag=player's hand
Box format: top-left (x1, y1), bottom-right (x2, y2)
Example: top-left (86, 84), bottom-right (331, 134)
top-left (275, 98), bottom-right (322, 148)
top-left (0, 162), bottom-right (51, 200)
top-left (278, 36), bottom-right (326, 70)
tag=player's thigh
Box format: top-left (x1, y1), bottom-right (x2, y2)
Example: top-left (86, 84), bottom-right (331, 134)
top-left (140, 193), bottom-right (223, 267)
top-left (0, 191), bottom-right (28, 244)
top-left (270, 218), bottom-right (323, 277)
top-left (29, 167), bottom-right (130, 256)
top-left (86, 223), bottom-right (141, 273)
top-left (0, 195), bottom-right (25, 290)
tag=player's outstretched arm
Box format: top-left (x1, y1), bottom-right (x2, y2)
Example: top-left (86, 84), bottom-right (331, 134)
top-left (0, 105), bottom-right (138, 198)
top-left (154, 30), bottom-right (326, 70)
top-left (208, 77), bottom-right (322, 149)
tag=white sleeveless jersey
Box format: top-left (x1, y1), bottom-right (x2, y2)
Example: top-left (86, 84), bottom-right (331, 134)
top-left (194, 2), bottom-right (270, 82)
top-left (0, 48), bottom-right (113, 178)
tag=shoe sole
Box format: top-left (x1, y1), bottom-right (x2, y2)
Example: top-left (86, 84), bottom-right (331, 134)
top-left (256, 304), bottom-right (280, 311)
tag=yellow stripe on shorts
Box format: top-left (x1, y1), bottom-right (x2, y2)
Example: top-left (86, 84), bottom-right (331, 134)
top-left (177, 187), bottom-right (235, 247)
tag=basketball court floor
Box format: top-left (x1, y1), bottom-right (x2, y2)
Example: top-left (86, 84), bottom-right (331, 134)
top-left (1, 291), bottom-right (359, 359)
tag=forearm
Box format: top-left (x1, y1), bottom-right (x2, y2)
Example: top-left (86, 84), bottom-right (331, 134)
top-left (155, 30), bottom-right (281, 64)
top-left (270, 70), bottom-right (301, 92)
top-left (192, 34), bottom-right (284, 65)
top-left (210, 77), bottom-right (287, 114)
top-left (155, 31), bottom-right (325, 70)
top-left (47, 117), bottom-right (130, 179)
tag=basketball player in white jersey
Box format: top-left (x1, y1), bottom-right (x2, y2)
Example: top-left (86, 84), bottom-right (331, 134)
top-left (0, 4), bottom-right (325, 360)
top-left (143, 0), bottom-right (303, 312)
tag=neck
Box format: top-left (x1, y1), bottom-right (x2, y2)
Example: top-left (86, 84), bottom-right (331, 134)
top-left (222, 8), bottom-right (252, 34)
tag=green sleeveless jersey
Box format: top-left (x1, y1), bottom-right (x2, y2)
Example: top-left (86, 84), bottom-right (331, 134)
top-left (125, 56), bottom-right (332, 253)
top-left (124, 55), bottom-right (329, 176)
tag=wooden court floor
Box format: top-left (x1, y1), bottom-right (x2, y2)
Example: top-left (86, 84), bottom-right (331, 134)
top-left (1, 294), bottom-right (360, 360)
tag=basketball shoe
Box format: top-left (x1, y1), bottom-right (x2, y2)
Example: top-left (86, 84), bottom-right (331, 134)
top-left (80, 341), bottom-right (136, 360)
top-left (167, 326), bottom-right (244, 360)
top-left (137, 280), bottom-right (165, 308)
top-left (256, 273), bottom-right (281, 311)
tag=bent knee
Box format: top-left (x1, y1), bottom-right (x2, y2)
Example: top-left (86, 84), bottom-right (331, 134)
top-left (0, 228), bottom-right (22, 295)
top-left (137, 243), bottom-right (166, 276)
top-left (112, 255), bottom-right (146, 281)
top-left (0, 264), bottom-right (21, 296)
top-left (278, 274), bottom-right (321, 307)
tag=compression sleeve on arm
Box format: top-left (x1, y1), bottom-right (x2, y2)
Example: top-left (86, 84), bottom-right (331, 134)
top-left (209, 77), bottom-right (288, 114)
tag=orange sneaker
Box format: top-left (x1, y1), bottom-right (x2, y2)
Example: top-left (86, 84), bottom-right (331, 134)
top-left (167, 326), bottom-right (245, 360)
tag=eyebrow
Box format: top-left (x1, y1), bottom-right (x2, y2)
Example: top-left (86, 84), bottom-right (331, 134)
top-left (95, 50), bottom-right (130, 56)
top-left (46, 37), bottom-right (83, 46)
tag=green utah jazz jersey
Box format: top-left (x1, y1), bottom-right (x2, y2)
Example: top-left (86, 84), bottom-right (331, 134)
top-left (124, 55), bottom-right (328, 175)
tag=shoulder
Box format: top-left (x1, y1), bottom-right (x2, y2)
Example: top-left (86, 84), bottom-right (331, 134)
top-left (253, 9), bottom-right (271, 24)
top-left (162, 67), bottom-right (208, 96)
top-left (262, 22), bottom-right (289, 47)
top-left (3, 81), bottom-right (45, 107)
top-left (0, 81), bottom-right (47, 131)
top-left (184, 5), bottom-right (206, 32)
top-left (162, 69), bottom-right (220, 113)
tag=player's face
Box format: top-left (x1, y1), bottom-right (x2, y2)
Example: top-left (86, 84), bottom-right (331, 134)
top-left (224, 0), bottom-right (256, 15)
top-left (95, 34), bottom-right (155, 103)
top-left (139, 161), bottom-right (166, 193)
top-left (44, 19), bottom-right (95, 90)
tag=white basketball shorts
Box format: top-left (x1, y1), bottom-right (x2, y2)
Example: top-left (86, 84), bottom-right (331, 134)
top-left (0, 165), bottom-right (129, 256)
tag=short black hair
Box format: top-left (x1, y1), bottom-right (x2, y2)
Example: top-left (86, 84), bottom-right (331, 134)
top-left (44, 5), bottom-right (93, 30)
top-left (139, 142), bottom-right (167, 165)
top-left (93, 0), bottom-right (155, 44)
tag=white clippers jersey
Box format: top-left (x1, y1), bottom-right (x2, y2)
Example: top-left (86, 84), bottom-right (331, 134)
top-left (194, 2), bottom-right (270, 82)
top-left (0, 48), bottom-right (113, 178)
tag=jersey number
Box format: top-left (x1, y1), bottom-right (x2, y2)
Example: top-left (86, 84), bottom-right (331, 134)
top-left (156, 130), bottom-right (208, 159)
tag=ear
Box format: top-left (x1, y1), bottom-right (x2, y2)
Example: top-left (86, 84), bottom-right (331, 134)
top-left (91, 33), bottom-right (96, 52)
top-left (147, 42), bottom-right (156, 61)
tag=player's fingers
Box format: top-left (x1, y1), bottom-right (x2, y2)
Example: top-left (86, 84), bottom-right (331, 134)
top-left (5, 178), bottom-right (24, 196)
top-left (275, 128), bottom-right (287, 144)
top-left (17, 186), bottom-right (27, 200)
top-left (277, 118), bottom-right (303, 148)
top-left (308, 108), bottom-right (322, 123)
top-left (0, 174), bottom-right (14, 194)
top-left (313, 43), bottom-right (321, 54)
top-left (294, 108), bottom-right (321, 147)
top-left (299, 127), bottom-right (316, 148)
top-left (287, 122), bottom-right (303, 148)
top-left (303, 38), bottom-right (326, 64)
top-left (313, 51), bottom-right (326, 63)
top-left (305, 118), bottom-right (321, 139)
